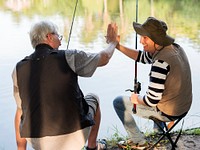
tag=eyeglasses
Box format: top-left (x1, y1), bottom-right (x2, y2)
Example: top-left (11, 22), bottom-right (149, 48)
top-left (51, 32), bottom-right (63, 41)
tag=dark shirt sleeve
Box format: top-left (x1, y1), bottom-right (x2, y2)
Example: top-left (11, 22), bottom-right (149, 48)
top-left (137, 50), bottom-right (152, 64)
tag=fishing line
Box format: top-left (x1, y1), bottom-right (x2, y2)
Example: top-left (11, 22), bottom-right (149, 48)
top-left (66, 0), bottom-right (79, 49)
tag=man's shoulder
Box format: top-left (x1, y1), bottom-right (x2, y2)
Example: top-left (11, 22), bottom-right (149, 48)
top-left (64, 49), bottom-right (83, 55)
top-left (16, 54), bottom-right (33, 67)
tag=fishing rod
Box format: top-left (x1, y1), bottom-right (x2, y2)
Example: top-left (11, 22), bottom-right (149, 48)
top-left (126, 0), bottom-right (141, 114)
top-left (133, 0), bottom-right (141, 113)
top-left (134, 0), bottom-right (141, 95)
top-left (132, 0), bottom-right (141, 114)
top-left (66, 0), bottom-right (79, 49)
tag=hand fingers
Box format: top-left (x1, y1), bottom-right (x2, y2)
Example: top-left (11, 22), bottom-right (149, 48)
top-left (106, 24), bottom-right (113, 43)
top-left (106, 22), bottom-right (118, 43)
top-left (110, 23), bottom-right (117, 41)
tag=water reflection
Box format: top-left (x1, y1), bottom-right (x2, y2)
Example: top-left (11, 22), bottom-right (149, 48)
top-left (0, 0), bottom-right (200, 149)
top-left (1, 0), bottom-right (199, 49)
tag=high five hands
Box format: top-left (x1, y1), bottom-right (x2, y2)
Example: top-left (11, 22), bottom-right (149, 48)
top-left (106, 23), bottom-right (120, 44)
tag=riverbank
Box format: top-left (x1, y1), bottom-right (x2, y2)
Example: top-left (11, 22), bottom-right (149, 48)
top-left (106, 128), bottom-right (200, 149)
top-left (107, 134), bottom-right (200, 149)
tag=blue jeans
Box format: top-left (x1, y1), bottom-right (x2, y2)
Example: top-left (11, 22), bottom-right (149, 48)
top-left (113, 96), bottom-right (170, 142)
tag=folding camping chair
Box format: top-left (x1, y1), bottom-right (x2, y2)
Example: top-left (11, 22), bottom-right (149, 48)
top-left (149, 113), bottom-right (186, 150)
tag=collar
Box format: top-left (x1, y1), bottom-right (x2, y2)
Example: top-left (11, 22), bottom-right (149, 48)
top-left (30, 44), bottom-right (58, 60)
top-left (35, 43), bottom-right (54, 51)
top-left (152, 45), bottom-right (171, 59)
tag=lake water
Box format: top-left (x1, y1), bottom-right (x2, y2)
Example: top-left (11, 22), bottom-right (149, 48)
top-left (0, 0), bottom-right (200, 149)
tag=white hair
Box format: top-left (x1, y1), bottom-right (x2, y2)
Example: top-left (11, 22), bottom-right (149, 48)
top-left (29, 20), bottom-right (58, 48)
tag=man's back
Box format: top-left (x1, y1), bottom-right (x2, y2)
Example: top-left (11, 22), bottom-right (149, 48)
top-left (16, 44), bottom-right (93, 138)
top-left (155, 43), bottom-right (192, 117)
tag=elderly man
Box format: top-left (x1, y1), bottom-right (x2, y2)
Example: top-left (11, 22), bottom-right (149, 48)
top-left (12, 20), bottom-right (118, 150)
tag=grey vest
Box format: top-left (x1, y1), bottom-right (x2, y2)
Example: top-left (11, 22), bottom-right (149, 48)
top-left (16, 44), bottom-right (94, 138)
top-left (153, 43), bottom-right (192, 117)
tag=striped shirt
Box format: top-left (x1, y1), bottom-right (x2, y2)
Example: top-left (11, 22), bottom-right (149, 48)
top-left (137, 50), bottom-right (170, 107)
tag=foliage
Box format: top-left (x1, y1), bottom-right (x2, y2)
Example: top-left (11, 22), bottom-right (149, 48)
top-left (183, 127), bottom-right (200, 135)
top-left (0, 0), bottom-right (199, 48)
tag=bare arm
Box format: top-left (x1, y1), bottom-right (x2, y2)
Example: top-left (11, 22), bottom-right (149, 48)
top-left (12, 68), bottom-right (27, 150)
top-left (15, 107), bottom-right (27, 150)
top-left (98, 23), bottom-right (118, 67)
top-left (116, 43), bottom-right (139, 61)
top-left (106, 23), bottom-right (139, 61)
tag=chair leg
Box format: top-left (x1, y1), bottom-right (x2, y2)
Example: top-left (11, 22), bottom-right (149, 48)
top-left (174, 119), bottom-right (185, 146)
top-left (166, 117), bottom-right (184, 149)
top-left (165, 131), bottom-right (176, 149)
top-left (149, 133), bottom-right (166, 149)
top-left (149, 117), bottom-right (185, 150)
top-left (149, 120), bottom-right (167, 149)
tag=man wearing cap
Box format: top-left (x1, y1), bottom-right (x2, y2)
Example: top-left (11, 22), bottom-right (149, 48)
top-left (109, 17), bottom-right (192, 146)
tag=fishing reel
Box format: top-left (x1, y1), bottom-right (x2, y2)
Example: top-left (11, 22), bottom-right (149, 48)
top-left (125, 81), bottom-right (141, 94)
top-left (125, 81), bottom-right (141, 114)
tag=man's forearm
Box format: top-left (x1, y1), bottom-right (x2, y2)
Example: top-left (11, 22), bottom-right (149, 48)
top-left (104, 41), bottom-right (118, 58)
top-left (98, 41), bottom-right (118, 66)
top-left (116, 43), bottom-right (139, 60)
top-left (15, 108), bottom-right (27, 150)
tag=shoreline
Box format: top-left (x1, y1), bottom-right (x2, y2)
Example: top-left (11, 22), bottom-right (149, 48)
top-left (106, 127), bottom-right (200, 149)
top-left (108, 134), bottom-right (200, 149)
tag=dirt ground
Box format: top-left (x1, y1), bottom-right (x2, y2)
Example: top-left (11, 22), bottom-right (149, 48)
top-left (107, 134), bottom-right (200, 150)
top-left (170, 134), bottom-right (200, 150)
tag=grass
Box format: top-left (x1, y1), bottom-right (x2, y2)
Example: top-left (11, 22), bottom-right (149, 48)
top-left (105, 127), bottom-right (200, 149)
top-left (105, 126), bottom-right (128, 149)
top-left (182, 127), bottom-right (200, 135)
